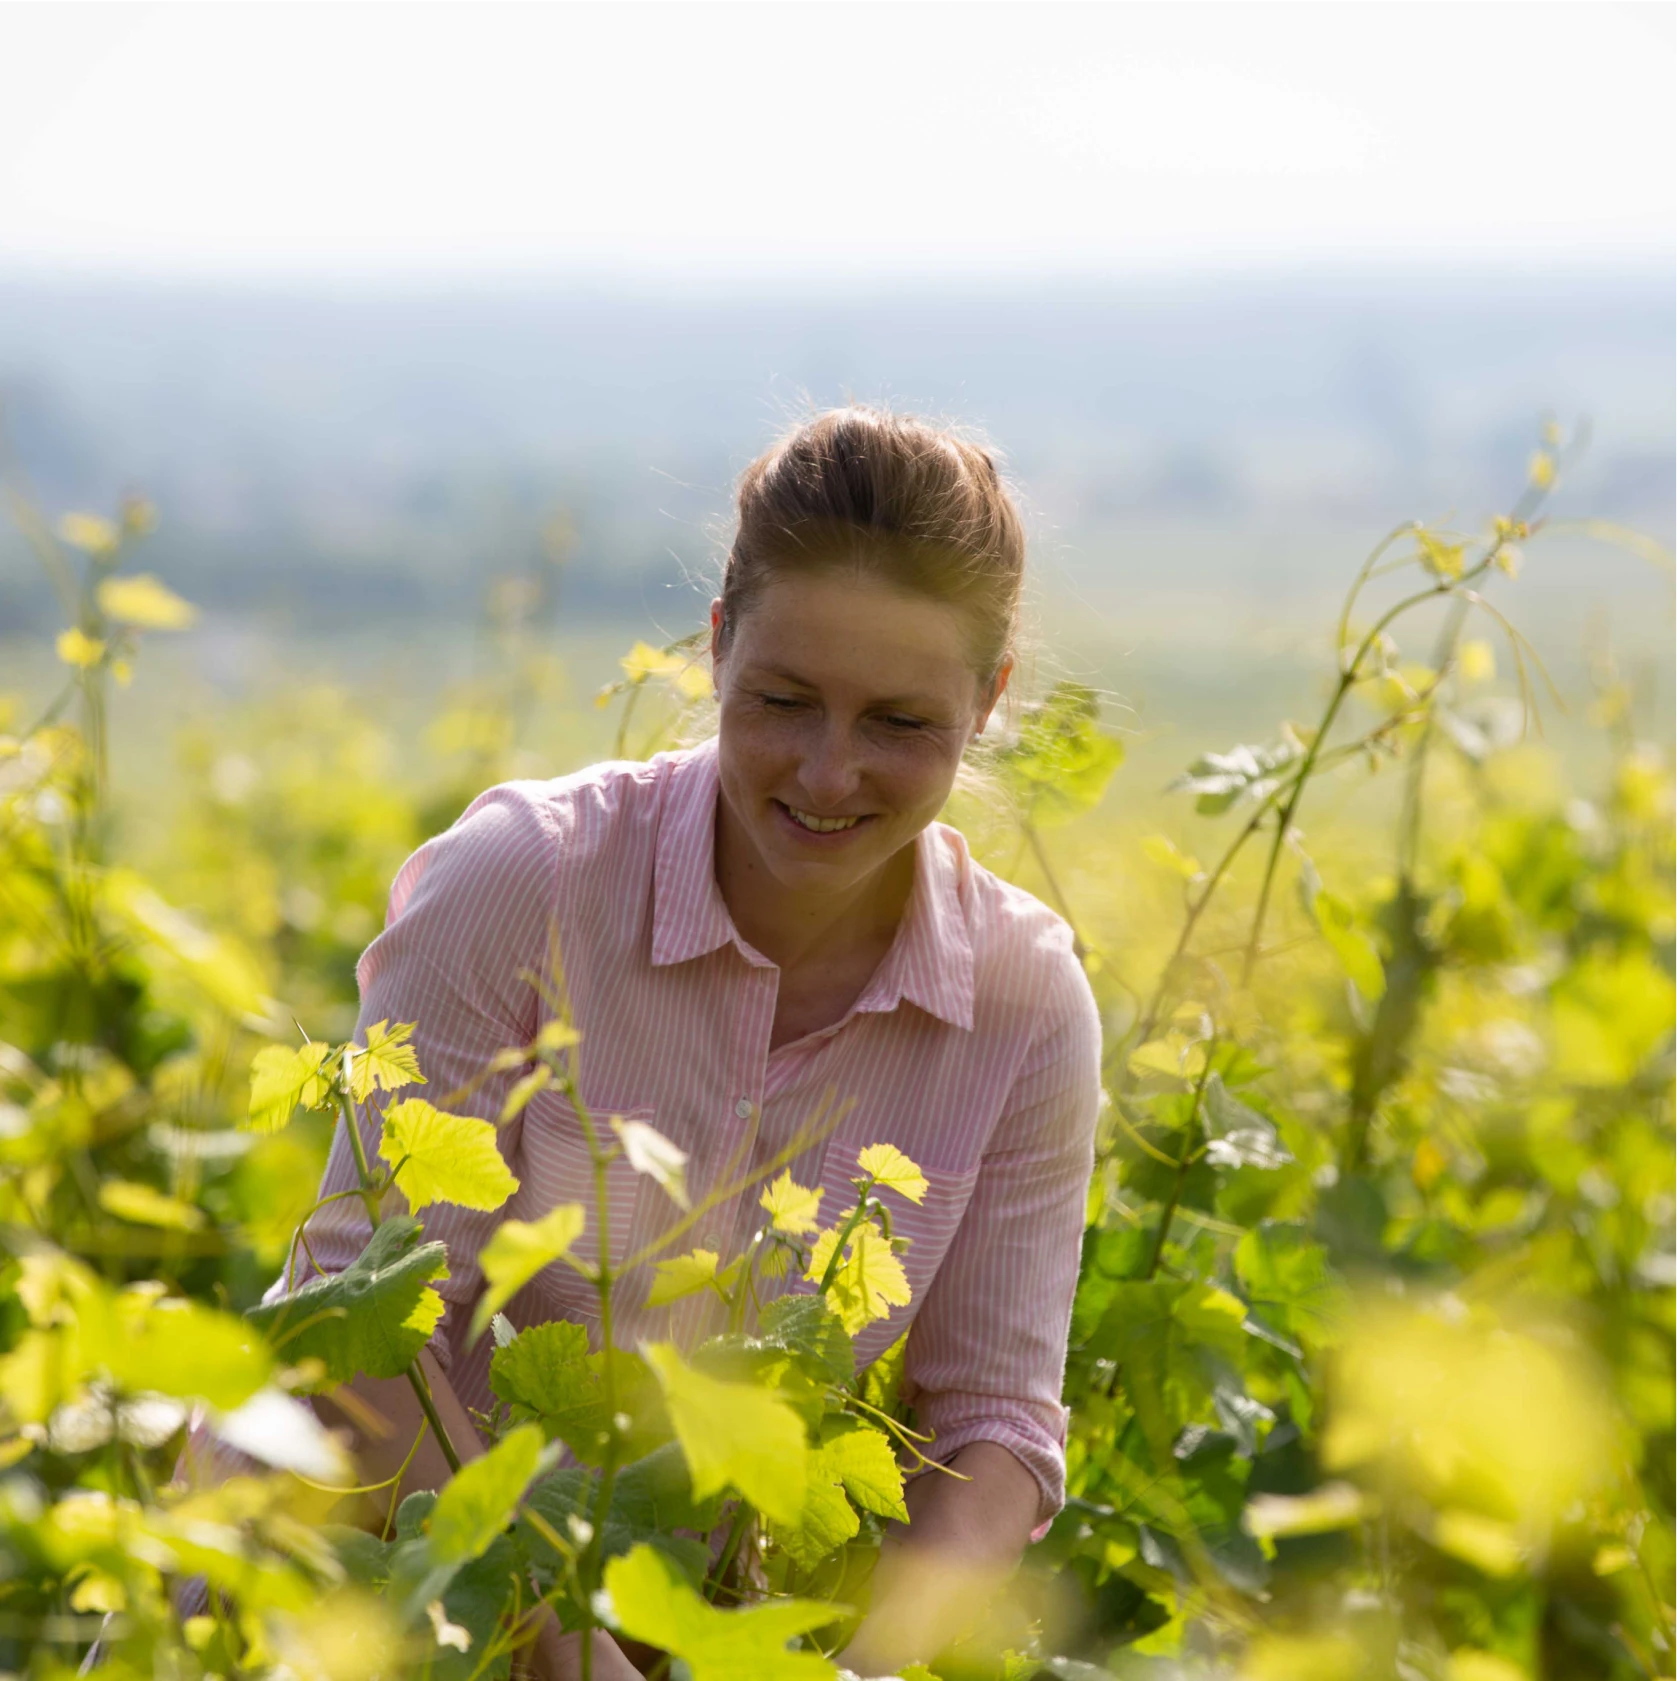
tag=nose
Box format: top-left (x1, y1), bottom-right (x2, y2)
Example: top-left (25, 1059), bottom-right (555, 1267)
top-left (796, 719), bottom-right (862, 811)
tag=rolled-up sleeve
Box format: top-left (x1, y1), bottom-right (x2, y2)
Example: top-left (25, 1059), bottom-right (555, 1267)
top-left (279, 783), bottom-right (560, 1369)
top-left (899, 949), bottom-right (1101, 1530)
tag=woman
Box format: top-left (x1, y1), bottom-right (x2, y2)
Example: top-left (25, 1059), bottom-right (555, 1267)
top-left (310, 408), bottom-right (1102, 1676)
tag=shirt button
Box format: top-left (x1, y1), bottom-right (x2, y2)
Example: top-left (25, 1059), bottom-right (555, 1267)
top-left (734, 1097), bottom-right (754, 1119)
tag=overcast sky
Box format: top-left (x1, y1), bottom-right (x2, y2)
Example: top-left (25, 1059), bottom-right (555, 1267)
top-left (0, 2), bottom-right (1671, 286)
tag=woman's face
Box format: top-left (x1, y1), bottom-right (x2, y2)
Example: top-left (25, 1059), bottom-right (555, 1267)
top-left (711, 570), bottom-right (1006, 902)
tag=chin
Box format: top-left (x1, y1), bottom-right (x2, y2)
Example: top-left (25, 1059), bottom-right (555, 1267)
top-left (758, 813), bottom-right (894, 885)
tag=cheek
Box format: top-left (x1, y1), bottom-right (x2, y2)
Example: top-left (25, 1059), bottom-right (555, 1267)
top-left (718, 706), bottom-right (794, 787)
top-left (871, 737), bottom-right (965, 812)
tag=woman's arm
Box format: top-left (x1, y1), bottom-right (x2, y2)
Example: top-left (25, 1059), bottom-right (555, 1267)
top-left (318, 1355), bottom-right (645, 1681)
top-left (838, 1441), bottom-right (1040, 1676)
top-left (313, 1348), bottom-right (485, 1508)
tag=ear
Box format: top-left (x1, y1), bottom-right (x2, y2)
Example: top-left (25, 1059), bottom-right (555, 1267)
top-left (709, 598), bottom-right (725, 664)
top-left (974, 654), bottom-right (1014, 737)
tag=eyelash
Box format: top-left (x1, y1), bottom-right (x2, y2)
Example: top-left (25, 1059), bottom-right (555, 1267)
top-left (757, 694), bottom-right (929, 733)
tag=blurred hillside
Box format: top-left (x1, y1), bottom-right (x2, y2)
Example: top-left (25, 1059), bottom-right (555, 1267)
top-left (1, 270), bottom-right (1670, 641)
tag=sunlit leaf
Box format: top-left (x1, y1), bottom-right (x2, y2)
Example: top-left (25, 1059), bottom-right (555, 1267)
top-left (646, 1248), bottom-right (721, 1308)
top-left (601, 1543), bottom-right (836, 1681)
top-left (806, 1219), bottom-right (911, 1335)
top-left (1432, 1508), bottom-right (1524, 1577)
top-left (1240, 1632), bottom-right (1363, 1681)
top-left (855, 1142), bottom-right (926, 1204)
top-left (84, 1293), bottom-right (271, 1410)
top-left (247, 1041), bottom-right (334, 1133)
top-left (346, 1019), bottom-right (425, 1103)
top-left (1550, 948), bottom-right (1676, 1086)
top-left (468, 1203), bottom-right (586, 1341)
top-left (426, 1424), bottom-right (549, 1566)
top-left (1415, 528), bottom-right (1465, 581)
top-left (753, 1294), bottom-right (855, 1387)
top-left (378, 1098), bottom-right (519, 1214)
top-left (499, 1064), bottom-right (551, 1122)
top-left (642, 1341), bottom-right (807, 1525)
top-left (1321, 1301), bottom-right (1616, 1525)
top-left (818, 1419), bottom-right (906, 1521)
top-left (1126, 1035), bottom-right (1207, 1083)
top-left (758, 1171), bottom-right (824, 1235)
top-left (769, 1447), bottom-right (858, 1570)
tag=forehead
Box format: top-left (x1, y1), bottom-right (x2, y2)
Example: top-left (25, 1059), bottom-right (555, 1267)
top-left (730, 572), bottom-right (978, 701)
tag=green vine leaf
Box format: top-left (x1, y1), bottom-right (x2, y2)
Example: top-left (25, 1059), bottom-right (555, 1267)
top-left (426, 1423), bottom-right (551, 1567)
top-left (247, 1041), bottom-right (334, 1133)
top-left (601, 1543), bottom-right (838, 1681)
top-left (489, 1320), bottom-right (613, 1463)
top-left (468, 1203), bottom-right (586, 1340)
top-left (643, 1341), bottom-right (807, 1525)
top-left (993, 682), bottom-right (1124, 827)
top-left (378, 1098), bottom-right (519, 1214)
top-left (246, 1213), bottom-right (448, 1383)
top-left (345, 1018), bottom-right (426, 1104)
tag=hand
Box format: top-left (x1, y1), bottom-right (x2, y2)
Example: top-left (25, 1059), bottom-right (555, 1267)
top-left (518, 1612), bottom-right (643, 1681)
top-left (837, 1441), bottom-right (1038, 1676)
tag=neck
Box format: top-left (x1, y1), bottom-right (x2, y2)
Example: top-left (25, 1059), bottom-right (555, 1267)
top-left (713, 799), bottom-right (916, 974)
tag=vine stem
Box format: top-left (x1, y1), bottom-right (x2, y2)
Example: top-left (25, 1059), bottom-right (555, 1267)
top-left (1021, 817), bottom-right (1089, 962)
top-left (1104, 1043), bottom-right (1217, 1402)
top-left (566, 1089), bottom-right (626, 1681)
top-left (705, 1504), bottom-right (754, 1604)
top-left (336, 1085), bottom-right (463, 1475)
top-left (815, 1178), bottom-right (882, 1293)
top-left (1240, 563), bottom-right (1499, 984)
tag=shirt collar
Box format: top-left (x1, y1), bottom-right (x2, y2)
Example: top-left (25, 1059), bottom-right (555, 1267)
top-left (853, 823), bottom-right (975, 1031)
top-left (650, 737), bottom-right (976, 1031)
top-left (650, 737), bottom-right (742, 968)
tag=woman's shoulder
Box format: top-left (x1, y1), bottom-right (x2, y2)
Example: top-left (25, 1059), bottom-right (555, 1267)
top-left (389, 750), bottom-right (692, 918)
top-left (929, 821), bottom-right (1094, 1025)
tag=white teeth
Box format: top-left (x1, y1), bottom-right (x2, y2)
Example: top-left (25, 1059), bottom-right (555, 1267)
top-left (786, 806), bottom-right (862, 833)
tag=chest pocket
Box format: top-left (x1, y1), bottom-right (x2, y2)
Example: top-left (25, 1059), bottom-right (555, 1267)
top-left (519, 1094), bottom-right (677, 1320)
top-left (805, 1130), bottom-right (984, 1368)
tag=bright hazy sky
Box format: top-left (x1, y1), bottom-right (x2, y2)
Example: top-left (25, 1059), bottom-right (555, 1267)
top-left (0, 2), bottom-right (1671, 285)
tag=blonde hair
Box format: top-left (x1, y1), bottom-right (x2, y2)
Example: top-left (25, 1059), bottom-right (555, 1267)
top-left (719, 406), bottom-right (1026, 691)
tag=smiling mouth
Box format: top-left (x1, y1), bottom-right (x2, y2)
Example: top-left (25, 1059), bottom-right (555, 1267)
top-left (777, 801), bottom-right (868, 835)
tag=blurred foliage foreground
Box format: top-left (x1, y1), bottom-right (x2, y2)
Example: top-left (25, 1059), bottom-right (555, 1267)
top-left (0, 436), bottom-right (1672, 1681)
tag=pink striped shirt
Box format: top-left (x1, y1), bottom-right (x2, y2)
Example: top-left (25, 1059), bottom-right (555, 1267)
top-left (303, 737), bottom-right (1100, 1521)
